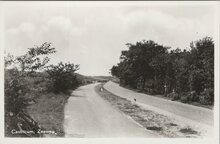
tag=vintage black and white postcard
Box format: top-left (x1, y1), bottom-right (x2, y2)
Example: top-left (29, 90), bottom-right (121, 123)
top-left (0, 1), bottom-right (219, 144)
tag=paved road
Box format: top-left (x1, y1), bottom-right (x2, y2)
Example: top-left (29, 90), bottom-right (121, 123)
top-left (64, 83), bottom-right (160, 137)
top-left (104, 81), bottom-right (214, 127)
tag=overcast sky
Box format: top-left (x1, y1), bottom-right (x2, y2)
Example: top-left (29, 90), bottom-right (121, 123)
top-left (2, 2), bottom-right (217, 76)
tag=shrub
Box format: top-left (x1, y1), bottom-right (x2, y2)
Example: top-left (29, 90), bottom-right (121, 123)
top-left (178, 91), bottom-right (199, 103)
top-left (186, 91), bottom-right (199, 102)
top-left (4, 69), bottom-right (28, 114)
top-left (180, 95), bottom-right (189, 103)
top-left (167, 92), bottom-right (179, 101)
top-left (199, 88), bottom-right (214, 105)
top-left (4, 43), bottom-right (56, 113)
top-left (46, 62), bottom-right (80, 93)
top-left (4, 43), bottom-right (56, 136)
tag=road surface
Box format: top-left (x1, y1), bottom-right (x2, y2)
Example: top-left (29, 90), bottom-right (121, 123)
top-left (64, 83), bottom-right (160, 137)
top-left (104, 81), bottom-right (214, 128)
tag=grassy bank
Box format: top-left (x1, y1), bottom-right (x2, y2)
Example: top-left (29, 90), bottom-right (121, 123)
top-left (4, 69), bottom-right (73, 137)
top-left (4, 44), bottom-right (84, 137)
top-left (95, 84), bottom-right (206, 138)
top-left (26, 92), bottom-right (70, 137)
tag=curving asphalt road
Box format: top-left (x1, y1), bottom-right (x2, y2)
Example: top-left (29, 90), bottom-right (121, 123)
top-left (104, 81), bottom-right (214, 128)
top-left (64, 83), bottom-right (160, 138)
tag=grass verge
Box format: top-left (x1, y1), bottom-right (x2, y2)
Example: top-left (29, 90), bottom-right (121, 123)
top-left (121, 85), bottom-right (213, 110)
top-left (95, 84), bottom-right (202, 138)
top-left (26, 92), bottom-right (70, 137)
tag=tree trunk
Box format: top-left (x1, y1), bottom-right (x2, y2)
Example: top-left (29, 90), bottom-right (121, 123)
top-left (154, 74), bottom-right (157, 93)
top-left (142, 77), bottom-right (146, 91)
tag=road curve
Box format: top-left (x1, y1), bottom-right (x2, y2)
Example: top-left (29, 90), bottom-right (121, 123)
top-left (104, 81), bottom-right (214, 127)
top-left (64, 83), bottom-right (160, 138)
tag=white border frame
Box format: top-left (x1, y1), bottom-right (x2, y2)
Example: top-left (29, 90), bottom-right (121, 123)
top-left (0, 1), bottom-right (219, 144)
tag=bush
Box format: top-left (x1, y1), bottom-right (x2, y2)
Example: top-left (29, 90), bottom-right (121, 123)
top-left (4, 69), bottom-right (28, 114)
top-left (4, 43), bottom-right (56, 113)
top-left (180, 95), bottom-right (189, 103)
top-left (178, 91), bottom-right (199, 103)
top-left (46, 62), bottom-right (80, 93)
top-left (167, 92), bottom-right (179, 101)
top-left (187, 91), bottom-right (199, 102)
top-left (4, 43), bottom-right (56, 136)
top-left (199, 88), bottom-right (214, 105)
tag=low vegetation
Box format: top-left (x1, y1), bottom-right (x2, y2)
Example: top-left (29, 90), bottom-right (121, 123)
top-left (111, 37), bottom-right (214, 105)
top-left (4, 42), bottom-right (83, 137)
top-left (26, 92), bottom-right (68, 137)
top-left (46, 62), bottom-right (80, 94)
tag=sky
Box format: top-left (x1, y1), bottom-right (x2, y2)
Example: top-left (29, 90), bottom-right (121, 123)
top-left (2, 1), bottom-right (217, 76)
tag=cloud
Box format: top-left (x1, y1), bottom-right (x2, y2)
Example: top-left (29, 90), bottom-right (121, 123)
top-left (122, 9), bottom-right (214, 49)
top-left (6, 22), bottom-right (38, 55)
top-left (4, 4), bottom-right (215, 75)
top-left (5, 16), bottom-right (85, 56)
top-left (46, 16), bottom-right (83, 36)
top-left (7, 22), bottom-right (36, 37)
top-left (125, 10), bottom-right (177, 30)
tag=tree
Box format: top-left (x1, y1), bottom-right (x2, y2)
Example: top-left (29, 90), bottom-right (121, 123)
top-left (5, 42), bottom-right (56, 114)
top-left (111, 65), bottom-right (119, 77)
top-left (189, 37), bottom-right (214, 104)
top-left (112, 40), bottom-right (168, 91)
top-left (189, 37), bottom-right (214, 91)
top-left (111, 37), bottom-right (214, 105)
top-left (15, 42), bottom-right (56, 72)
top-left (46, 62), bottom-right (80, 93)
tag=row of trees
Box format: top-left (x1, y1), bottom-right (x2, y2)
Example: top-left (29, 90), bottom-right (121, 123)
top-left (111, 37), bottom-right (214, 105)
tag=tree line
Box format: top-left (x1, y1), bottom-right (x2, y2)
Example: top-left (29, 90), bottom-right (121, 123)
top-left (111, 37), bottom-right (214, 105)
